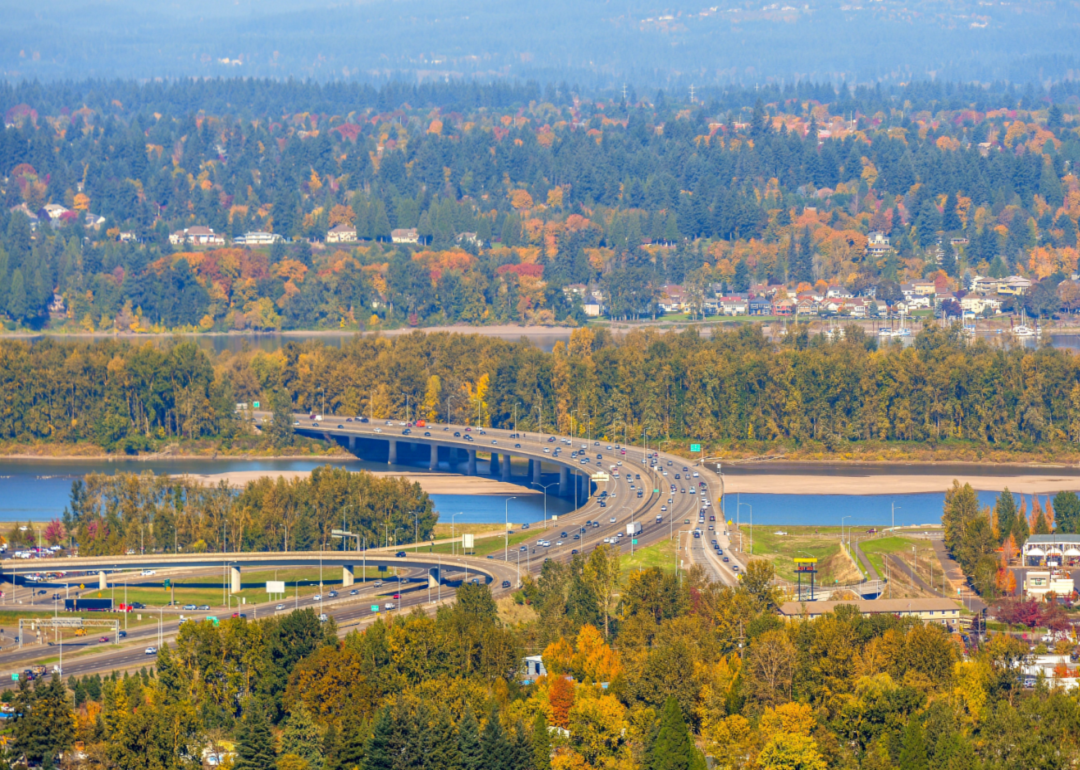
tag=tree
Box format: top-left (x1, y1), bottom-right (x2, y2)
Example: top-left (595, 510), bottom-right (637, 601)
top-left (648, 696), bottom-right (696, 770)
top-left (268, 388), bottom-right (296, 449)
top-left (744, 630), bottom-right (797, 708)
top-left (280, 703), bottom-right (325, 769)
top-left (532, 711), bottom-right (552, 770)
top-left (549, 676), bottom-right (575, 729)
top-left (362, 706), bottom-right (394, 770)
top-left (1053, 491), bottom-right (1080, 534)
top-left (458, 706), bottom-right (484, 770)
top-left (583, 544), bottom-right (621, 638)
top-left (898, 719), bottom-right (929, 770)
top-left (756, 733), bottom-right (827, 770)
top-left (12, 675), bottom-right (75, 765)
top-left (8, 268), bottom-right (27, 321)
top-left (235, 704), bottom-right (278, 770)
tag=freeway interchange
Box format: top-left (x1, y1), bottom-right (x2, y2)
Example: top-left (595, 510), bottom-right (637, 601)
top-left (0, 417), bottom-right (744, 681)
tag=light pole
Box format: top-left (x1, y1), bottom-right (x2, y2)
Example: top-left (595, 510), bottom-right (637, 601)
top-left (676, 530), bottom-right (690, 583)
top-left (401, 393), bottom-right (412, 423)
top-left (891, 502), bottom-right (900, 533)
top-left (841, 516), bottom-right (851, 560)
top-left (452, 512), bottom-right (464, 555)
top-left (532, 482), bottom-right (557, 530)
top-left (446, 395), bottom-right (456, 425)
top-left (504, 497), bottom-right (517, 562)
top-left (411, 511), bottom-right (422, 553)
top-left (737, 502), bottom-right (752, 555)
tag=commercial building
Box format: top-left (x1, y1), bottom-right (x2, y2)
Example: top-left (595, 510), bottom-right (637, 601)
top-left (778, 598), bottom-right (961, 624)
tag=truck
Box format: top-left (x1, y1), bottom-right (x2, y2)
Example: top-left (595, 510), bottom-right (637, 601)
top-left (64, 598), bottom-right (113, 612)
top-left (415, 419), bottom-right (427, 428)
top-left (626, 521), bottom-right (642, 537)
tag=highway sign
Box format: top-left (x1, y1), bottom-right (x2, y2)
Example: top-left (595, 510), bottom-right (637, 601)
top-left (266, 581), bottom-right (286, 594)
top-left (371, 605), bottom-right (380, 612)
top-left (463, 534), bottom-right (475, 549)
top-left (253, 401), bottom-right (260, 409)
top-left (632, 539), bottom-right (638, 545)
top-left (690, 444), bottom-right (701, 452)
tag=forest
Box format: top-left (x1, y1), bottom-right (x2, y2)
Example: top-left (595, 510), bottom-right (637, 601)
top-left (2, 79), bottom-right (1080, 330)
top-left (7, 548), bottom-right (1074, 769)
top-left (6, 325), bottom-right (1080, 459)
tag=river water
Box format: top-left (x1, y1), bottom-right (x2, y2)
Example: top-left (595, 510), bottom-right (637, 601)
top-left (0, 456), bottom-right (1072, 528)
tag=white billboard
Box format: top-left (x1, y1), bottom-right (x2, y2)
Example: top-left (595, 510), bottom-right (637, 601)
top-left (266, 580), bottom-right (286, 594)
top-left (462, 534), bottom-right (475, 549)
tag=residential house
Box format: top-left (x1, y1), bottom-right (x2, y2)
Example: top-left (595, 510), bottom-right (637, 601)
top-left (999, 276), bottom-right (1032, 296)
top-left (960, 295), bottom-right (1002, 315)
top-left (658, 284), bottom-right (688, 314)
top-left (326, 224), bottom-right (358, 244)
top-left (771, 298), bottom-right (796, 316)
top-left (235, 231), bottom-right (283, 246)
top-left (117, 231), bottom-right (138, 243)
top-left (169, 226), bottom-right (225, 246)
top-left (840, 298), bottom-right (869, 318)
top-left (40, 203), bottom-right (71, 222)
top-left (391, 228), bottom-right (420, 244)
top-left (719, 296), bottom-right (748, 316)
top-left (83, 212), bottom-right (106, 230)
top-left (747, 297), bottom-right (772, 316)
top-left (911, 279), bottom-right (937, 296)
top-left (9, 203), bottom-right (39, 229)
top-left (562, 284), bottom-right (587, 300)
top-left (866, 231), bottom-right (891, 258)
top-left (970, 276), bottom-right (1001, 294)
top-left (795, 296), bottom-right (820, 316)
top-left (456, 232), bottom-right (481, 247)
top-left (47, 293), bottom-right (66, 320)
top-left (583, 293), bottom-right (605, 317)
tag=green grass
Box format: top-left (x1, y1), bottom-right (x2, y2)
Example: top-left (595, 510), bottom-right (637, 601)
top-left (620, 538), bottom-right (677, 575)
top-left (426, 529), bottom-right (535, 558)
top-left (740, 525), bottom-right (865, 584)
top-left (858, 536), bottom-right (919, 577)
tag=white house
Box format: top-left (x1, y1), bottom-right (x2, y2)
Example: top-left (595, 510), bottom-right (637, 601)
top-left (235, 231), bottom-right (283, 246)
top-left (326, 224), bottom-right (358, 244)
top-left (391, 228), bottom-right (420, 244)
top-left (170, 226), bottom-right (225, 246)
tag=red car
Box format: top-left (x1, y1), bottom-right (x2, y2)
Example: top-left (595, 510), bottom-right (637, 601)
top-left (98, 636), bottom-right (109, 643)
top-left (393, 593), bottom-right (400, 599)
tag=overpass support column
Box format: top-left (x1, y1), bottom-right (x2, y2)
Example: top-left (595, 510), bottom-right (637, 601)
top-left (490, 453), bottom-right (499, 475)
top-left (531, 459), bottom-right (541, 485)
top-left (387, 438), bottom-right (397, 465)
top-left (559, 466), bottom-right (570, 496)
top-left (467, 449), bottom-right (477, 475)
top-left (348, 435), bottom-right (356, 450)
top-left (229, 566), bottom-right (242, 594)
top-left (428, 567), bottom-right (440, 589)
top-left (501, 453), bottom-right (512, 482)
top-left (98, 571), bottom-right (107, 590)
top-left (342, 565), bottom-right (355, 587)
top-left (429, 444), bottom-right (439, 471)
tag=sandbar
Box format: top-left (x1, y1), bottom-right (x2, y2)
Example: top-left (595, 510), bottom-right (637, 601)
top-left (185, 469), bottom-right (537, 496)
top-left (723, 473), bottom-right (1080, 496)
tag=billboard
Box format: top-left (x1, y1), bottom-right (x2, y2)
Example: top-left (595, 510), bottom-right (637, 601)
top-left (462, 534), bottom-right (475, 549)
top-left (266, 580), bottom-right (286, 594)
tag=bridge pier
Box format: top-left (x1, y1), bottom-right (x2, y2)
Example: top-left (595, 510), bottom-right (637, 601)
top-left (501, 453), bottom-right (511, 482)
top-left (98, 571), bottom-right (107, 590)
top-left (387, 438), bottom-right (397, 465)
top-left (342, 565), bottom-right (355, 587)
top-left (531, 459), bottom-right (541, 484)
top-left (467, 449), bottom-right (477, 475)
top-left (429, 444), bottom-right (439, 471)
top-left (490, 452), bottom-right (499, 475)
top-left (229, 566), bottom-right (242, 594)
top-left (428, 566), bottom-right (440, 588)
top-left (348, 435), bottom-right (356, 450)
top-left (559, 466), bottom-right (570, 496)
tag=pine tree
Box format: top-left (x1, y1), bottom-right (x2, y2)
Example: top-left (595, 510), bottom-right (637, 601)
top-left (649, 697), bottom-right (695, 770)
top-left (333, 708), bottom-right (370, 770)
top-left (281, 702), bottom-right (325, 769)
top-left (234, 704), bottom-right (278, 770)
top-left (995, 490), bottom-right (1017, 545)
top-left (531, 711), bottom-right (551, 770)
top-left (481, 705), bottom-right (510, 770)
top-left (8, 268), bottom-right (27, 321)
top-left (363, 706), bottom-right (395, 770)
top-left (898, 719), bottom-right (929, 770)
top-left (458, 706), bottom-right (484, 770)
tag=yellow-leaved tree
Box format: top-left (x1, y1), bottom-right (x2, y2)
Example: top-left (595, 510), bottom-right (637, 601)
top-left (422, 375), bottom-right (442, 422)
top-left (467, 373), bottom-right (491, 426)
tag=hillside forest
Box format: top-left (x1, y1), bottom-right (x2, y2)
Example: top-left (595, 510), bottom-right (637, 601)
top-left (3, 80), bottom-right (1080, 330)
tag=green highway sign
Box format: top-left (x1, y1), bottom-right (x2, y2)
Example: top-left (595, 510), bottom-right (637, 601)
top-left (632, 539), bottom-right (638, 545)
top-left (371, 605), bottom-right (380, 612)
top-left (253, 401), bottom-right (260, 409)
top-left (690, 443), bottom-right (701, 452)
top-left (653, 489), bottom-right (659, 493)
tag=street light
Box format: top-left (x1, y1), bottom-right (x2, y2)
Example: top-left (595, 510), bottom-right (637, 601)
top-left (532, 482), bottom-right (557, 530)
top-left (891, 502), bottom-right (901, 533)
top-left (401, 393), bottom-right (413, 423)
top-left (504, 497), bottom-right (517, 562)
top-left (410, 510), bottom-right (422, 554)
top-left (841, 516), bottom-right (851, 554)
top-left (451, 512), bottom-right (464, 556)
top-left (737, 502), bottom-right (752, 555)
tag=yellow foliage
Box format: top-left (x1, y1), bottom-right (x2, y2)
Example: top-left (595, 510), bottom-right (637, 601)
top-left (511, 189), bottom-right (534, 210)
top-left (428, 119), bottom-right (443, 135)
top-left (547, 186), bottom-right (564, 207)
top-left (73, 192), bottom-right (90, 211)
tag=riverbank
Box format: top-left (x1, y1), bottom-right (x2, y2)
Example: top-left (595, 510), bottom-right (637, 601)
top-left (723, 472), bottom-right (1080, 495)
top-left (183, 469), bottom-right (537, 496)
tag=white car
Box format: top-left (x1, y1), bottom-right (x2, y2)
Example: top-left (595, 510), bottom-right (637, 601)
top-left (140, 569), bottom-right (156, 576)
top-left (275, 604), bottom-right (285, 611)
top-left (145, 647), bottom-right (158, 655)
top-left (312, 595), bottom-right (322, 602)
top-left (384, 602), bottom-right (395, 610)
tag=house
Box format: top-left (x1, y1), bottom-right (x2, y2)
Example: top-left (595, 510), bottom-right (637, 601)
top-left (747, 297), bottom-right (772, 316)
top-left (841, 298), bottom-right (869, 318)
top-left (391, 228), bottom-right (420, 244)
top-left (47, 293), bottom-right (66, 320)
top-left (970, 276), bottom-right (1001, 294)
top-left (83, 212), bottom-right (106, 230)
top-left (522, 655), bottom-right (548, 680)
top-left (583, 294), bottom-right (604, 317)
top-left (169, 226), bottom-right (225, 246)
top-left (9, 203), bottom-right (39, 228)
top-left (778, 598), bottom-right (961, 625)
top-left (562, 284), bottom-right (587, 300)
top-left (961, 295), bottom-right (1002, 315)
top-left (456, 232), bottom-right (482, 247)
top-left (999, 276), bottom-right (1032, 296)
top-left (771, 298), bottom-right (795, 316)
top-left (40, 203), bottom-right (70, 221)
top-left (911, 280), bottom-right (937, 296)
top-left (326, 224), bottom-right (358, 244)
top-left (235, 231), bottom-right (283, 246)
top-left (116, 231), bottom-right (138, 243)
top-left (658, 284), bottom-right (688, 313)
top-left (795, 297), bottom-right (819, 316)
top-left (719, 296), bottom-right (748, 316)
top-left (866, 231), bottom-right (891, 258)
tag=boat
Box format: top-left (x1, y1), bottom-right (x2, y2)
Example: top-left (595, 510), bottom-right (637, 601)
top-left (1011, 310), bottom-right (1041, 338)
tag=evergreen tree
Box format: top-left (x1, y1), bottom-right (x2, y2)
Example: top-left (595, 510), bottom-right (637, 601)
top-left (480, 705), bottom-right (510, 770)
top-left (428, 706), bottom-right (463, 770)
top-left (649, 697), bottom-right (695, 770)
top-left (234, 704), bottom-right (278, 770)
top-left (1054, 491), bottom-right (1080, 534)
top-left (995, 490), bottom-right (1017, 544)
top-left (458, 706), bottom-right (484, 770)
top-left (940, 242), bottom-right (957, 278)
top-left (8, 268), bottom-right (27, 321)
top-left (898, 719), bottom-right (929, 770)
top-left (942, 192), bottom-right (962, 231)
top-left (532, 711), bottom-right (552, 770)
top-left (331, 708), bottom-right (369, 770)
top-left (363, 706), bottom-right (395, 770)
top-left (13, 676), bottom-right (75, 766)
top-left (281, 703), bottom-right (325, 769)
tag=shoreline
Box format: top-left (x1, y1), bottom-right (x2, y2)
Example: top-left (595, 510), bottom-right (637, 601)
top-left (0, 324), bottom-right (578, 342)
top-left (724, 473), bottom-right (1080, 495)
top-left (183, 469), bottom-right (537, 496)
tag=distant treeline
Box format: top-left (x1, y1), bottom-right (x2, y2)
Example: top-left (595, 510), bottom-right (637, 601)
top-left (5, 325), bottom-right (1080, 456)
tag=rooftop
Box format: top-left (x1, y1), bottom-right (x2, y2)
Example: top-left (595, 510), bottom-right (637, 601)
top-left (779, 598), bottom-right (960, 616)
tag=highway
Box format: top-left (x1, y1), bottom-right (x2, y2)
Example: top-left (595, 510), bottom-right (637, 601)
top-left (0, 416), bottom-right (743, 682)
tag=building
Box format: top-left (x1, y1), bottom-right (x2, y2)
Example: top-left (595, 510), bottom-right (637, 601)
top-left (522, 655), bottom-right (548, 680)
top-left (778, 598), bottom-right (961, 625)
top-left (866, 231), bottom-right (891, 258)
top-left (1022, 535), bottom-right (1080, 568)
top-left (771, 298), bottom-right (795, 316)
top-left (391, 228), bottom-right (420, 244)
top-left (658, 284), bottom-right (688, 313)
top-left (41, 203), bottom-right (71, 221)
top-left (1023, 570), bottom-right (1076, 599)
top-left (235, 231), bottom-right (283, 246)
top-left (456, 232), bottom-right (482, 247)
top-left (326, 224), bottom-right (358, 244)
top-left (998, 276), bottom-right (1033, 296)
top-left (169, 226), bottom-right (225, 246)
top-left (583, 293), bottom-right (605, 317)
top-left (960, 295), bottom-right (1002, 316)
top-left (747, 297), bottom-right (772, 316)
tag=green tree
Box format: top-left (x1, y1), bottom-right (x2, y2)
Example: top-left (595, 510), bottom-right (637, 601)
top-left (281, 703), bottom-right (325, 769)
top-left (898, 719), bottom-right (929, 770)
top-left (7, 268), bottom-right (27, 321)
top-left (235, 704), bottom-right (278, 770)
top-left (458, 706), bottom-right (484, 770)
top-left (1054, 491), bottom-right (1080, 534)
top-left (648, 697), bottom-right (695, 770)
top-left (532, 711), bottom-right (552, 770)
top-left (362, 706), bottom-right (394, 770)
top-left (995, 490), bottom-right (1017, 544)
top-left (12, 676), bottom-right (75, 765)
top-left (268, 388), bottom-right (296, 449)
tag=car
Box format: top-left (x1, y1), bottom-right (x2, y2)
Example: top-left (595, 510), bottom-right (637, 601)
top-left (328, 591), bottom-right (338, 598)
top-left (609, 517), bottom-right (616, 523)
top-left (350, 589), bottom-right (359, 595)
top-left (556, 541), bottom-right (564, 546)
top-left (338, 424), bottom-right (344, 428)
top-left (140, 569), bottom-right (156, 576)
top-left (515, 443), bottom-right (521, 448)
top-left (520, 545), bottom-right (528, 552)
top-left (424, 431), bottom-right (431, 437)
top-left (571, 549), bottom-right (579, 555)
top-left (454, 431), bottom-right (461, 437)
top-left (465, 435), bottom-right (474, 441)
top-left (319, 613), bottom-right (329, 622)
top-left (502, 580), bottom-right (512, 588)
top-left (543, 448), bottom-right (551, 453)
top-left (385, 421), bottom-right (394, 426)
top-left (464, 427), bottom-right (472, 432)
top-left (402, 428), bottom-right (412, 435)
top-left (384, 602), bottom-right (396, 610)
top-left (375, 428), bottom-right (382, 433)
top-left (732, 565), bottom-right (740, 573)
top-left (197, 604), bottom-right (210, 611)
top-left (118, 630), bottom-right (127, 638)
top-left (723, 557), bottom-right (730, 563)
top-left (98, 636), bottom-right (109, 643)
top-left (145, 646), bottom-right (158, 655)
top-left (393, 593), bottom-right (400, 599)
top-left (276, 604), bottom-right (286, 610)
top-left (492, 440), bottom-right (498, 445)
top-left (396, 551), bottom-right (407, 558)
top-left (375, 580), bottom-right (383, 587)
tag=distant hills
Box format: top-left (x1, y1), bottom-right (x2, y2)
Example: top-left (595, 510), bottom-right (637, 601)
top-left (3, 0), bottom-right (1080, 85)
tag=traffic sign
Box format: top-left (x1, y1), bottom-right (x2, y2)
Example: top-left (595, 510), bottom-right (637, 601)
top-left (371, 605), bottom-right (380, 612)
top-left (253, 401), bottom-right (260, 409)
top-left (632, 539), bottom-right (638, 545)
top-left (690, 444), bottom-right (701, 452)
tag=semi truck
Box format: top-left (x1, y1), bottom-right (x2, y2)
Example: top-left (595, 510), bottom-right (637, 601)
top-left (64, 598), bottom-right (113, 612)
top-left (626, 521), bottom-right (642, 537)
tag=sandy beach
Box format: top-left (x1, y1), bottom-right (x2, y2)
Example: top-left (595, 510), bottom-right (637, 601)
top-left (722, 473), bottom-right (1080, 496)
top-left (185, 469), bottom-right (537, 496)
